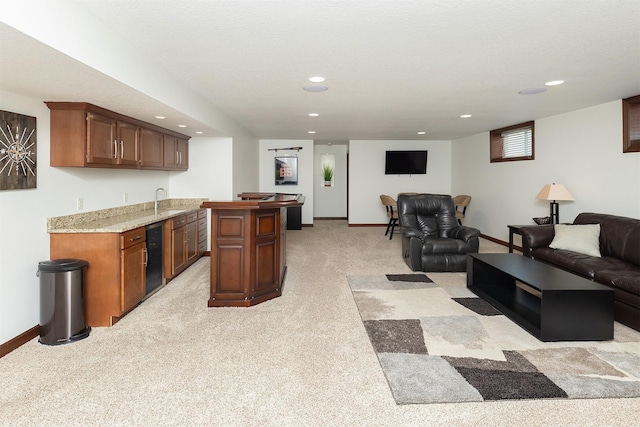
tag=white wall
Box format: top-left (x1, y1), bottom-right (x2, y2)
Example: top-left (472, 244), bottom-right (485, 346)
top-left (348, 140), bottom-right (452, 224)
top-left (451, 100), bottom-right (640, 244)
top-left (171, 137), bottom-right (234, 201)
top-left (232, 134), bottom-right (260, 196)
top-left (314, 144), bottom-right (348, 218)
top-left (259, 140), bottom-right (315, 225)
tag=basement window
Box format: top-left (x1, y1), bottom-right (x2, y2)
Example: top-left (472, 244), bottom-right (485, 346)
top-left (623, 94), bottom-right (640, 153)
top-left (490, 121), bottom-right (535, 162)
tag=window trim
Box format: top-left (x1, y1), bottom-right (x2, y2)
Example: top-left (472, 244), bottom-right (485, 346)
top-left (490, 121), bottom-right (535, 163)
top-left (623, 94), bottom-right (640, 153)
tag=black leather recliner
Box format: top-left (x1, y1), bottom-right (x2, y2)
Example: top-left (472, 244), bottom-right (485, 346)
top-left (397, 194), bottom-right (481, 272)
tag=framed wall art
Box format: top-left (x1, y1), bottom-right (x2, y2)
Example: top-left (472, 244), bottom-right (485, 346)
top-left (275, 156), bottom-right (298, 185)
top-left (0, 110), bottom-right (37, 190)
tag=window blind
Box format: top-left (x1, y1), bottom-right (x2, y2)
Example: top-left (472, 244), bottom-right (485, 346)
top-left (501, 126), bottom-right (532, 158)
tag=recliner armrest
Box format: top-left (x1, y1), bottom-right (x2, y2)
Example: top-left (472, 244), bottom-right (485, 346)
top-left (448, 226), bottom-right (481, 242)
top-left (400, 226), bottom-right (424, 240)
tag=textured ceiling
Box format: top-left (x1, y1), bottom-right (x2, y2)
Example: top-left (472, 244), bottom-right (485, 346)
top-left (2, 0), bottom-right (640, 141)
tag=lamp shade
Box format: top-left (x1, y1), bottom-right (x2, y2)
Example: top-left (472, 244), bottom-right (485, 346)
top-left (536, 184), bottom-right (575, 201)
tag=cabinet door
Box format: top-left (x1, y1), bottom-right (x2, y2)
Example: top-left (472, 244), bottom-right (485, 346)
top-left (172, 225), bottom-right (187, 274)
top-left (139, 128), bottom-right (164, 169)
top-left (198, 217), bottom-right (208, 255)
top-left (163, 136), bottom-right (189, 170)
top-left (121, 241), bottom-right (146, 312)
top-left (187, 220), bottom-right (198, 263)
top-left (116, 121), bottom-right (139, 166)
top-left (87, 113), bottom-right (116, 165)
top-left (176, 138), bottom-right (189, 170)
top-left (163, 135), bottom-right (178, 169)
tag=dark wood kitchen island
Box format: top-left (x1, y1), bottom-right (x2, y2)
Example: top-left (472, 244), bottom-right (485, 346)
top-left (201, 193), bottom-right (304, 307)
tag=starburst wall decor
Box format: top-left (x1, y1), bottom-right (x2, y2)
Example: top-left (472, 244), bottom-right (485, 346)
top-left (0, 110), bottom-right (37, 190)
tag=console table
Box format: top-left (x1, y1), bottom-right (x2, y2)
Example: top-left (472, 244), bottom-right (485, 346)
top-left (467, 253), bottom-right (614, 341)
top-left (201, 193), bottom-right (304, 307)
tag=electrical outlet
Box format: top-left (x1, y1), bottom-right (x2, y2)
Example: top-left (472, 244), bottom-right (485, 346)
top-left (124, 192), bottom-right (129, 203)
top-left (77, 197), bottom-right (84, 210)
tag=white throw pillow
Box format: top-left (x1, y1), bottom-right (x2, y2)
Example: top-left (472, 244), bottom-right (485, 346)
top-left (549, 224), bottom-right (602, 257)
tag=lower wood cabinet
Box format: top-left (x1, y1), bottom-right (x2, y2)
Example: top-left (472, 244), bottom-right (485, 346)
top-left (164, 209), bottom-right (207, 281)
top-left (50, 209), bottom-right (207, 326)
top-left (50, 226), bottom-right (147, 327)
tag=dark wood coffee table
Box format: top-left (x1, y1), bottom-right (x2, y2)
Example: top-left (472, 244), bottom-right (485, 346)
top-left (467, 253), bottom-right (614, 342)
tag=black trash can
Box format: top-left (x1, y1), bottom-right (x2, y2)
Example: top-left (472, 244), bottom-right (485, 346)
top-left (38, 259), bottom-right (91, 345)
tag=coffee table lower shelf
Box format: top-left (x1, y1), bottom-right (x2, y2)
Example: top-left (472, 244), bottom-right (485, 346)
top-left (467, 254), bottom-right (614, 342)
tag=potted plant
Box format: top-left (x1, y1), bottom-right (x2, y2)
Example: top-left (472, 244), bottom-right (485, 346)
top-left (322, 164), bottom-right (334, 186)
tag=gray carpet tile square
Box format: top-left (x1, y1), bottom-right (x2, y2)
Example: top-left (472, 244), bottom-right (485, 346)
top-left (349, 276), bottom-right (436, 291)
top-left (377, 352), bottom-right (483, 404)
top-left (363, 319), bottom-right (428, 354)
top-left (386, 273), bottom-right (433, 283)
top-left (452, 297), bottom-right (503, 316)
top-left (455, 367), bottom-right (568, 400)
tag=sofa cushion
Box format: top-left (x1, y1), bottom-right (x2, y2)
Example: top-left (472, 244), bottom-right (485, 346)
top-left (531, 248), bottom-right (628, 278)
top-left (549, 224), bottom-right (601, 257)
top-left (574, 213), bottom-right (640, 266)
top-left (594, 269), bottom-right (640, 297)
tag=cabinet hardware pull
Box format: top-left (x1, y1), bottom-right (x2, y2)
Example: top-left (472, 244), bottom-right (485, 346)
top-left (120, 141), bottom-right (124, 159)
top-left (144, 248), bottom-right (148, 266)
top-left (113, 140), bottom-right (118, 159)
top-left (129, 235), bottom-right (142, 242)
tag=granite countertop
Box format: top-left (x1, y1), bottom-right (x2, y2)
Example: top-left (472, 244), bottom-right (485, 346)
top-left (48, 198), bottom-right (207, 233)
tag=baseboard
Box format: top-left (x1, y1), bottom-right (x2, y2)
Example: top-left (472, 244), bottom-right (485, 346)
top-left (313, 217), bottom-right (347, 220)
top-left (348, 224), bottom-right (386, 227)
top-left (0, 325), bottom-right (39, 358)
top-left (480, 233), bottom-right (520, 251)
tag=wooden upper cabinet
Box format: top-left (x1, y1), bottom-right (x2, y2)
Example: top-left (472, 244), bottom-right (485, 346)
top-left (46, 102), bottom-right (189, 170)
top-left (139, 127), bottom-right (164, 169)
top-left (163, 135), bottom-right (189, 170)
top-left (86, 113), bottom-right (117, 165)
top-left (116, 121), bottom-right (139, 166)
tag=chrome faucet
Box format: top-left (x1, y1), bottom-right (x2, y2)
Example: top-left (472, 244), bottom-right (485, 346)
top-left (155, 187), bottom-right (167, 215)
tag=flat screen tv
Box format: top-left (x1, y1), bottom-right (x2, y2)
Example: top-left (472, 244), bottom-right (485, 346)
top-left (385, 150), bottom-right (428, 175)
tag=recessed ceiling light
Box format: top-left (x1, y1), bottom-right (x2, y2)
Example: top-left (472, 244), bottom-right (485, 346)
top-left (460, 114), bottom-right (472, 118)
top-left (154, 115), bottom-right (166, 119)
top-left (308, 131), bottom-right (316, 134)
top-left (545, 80), bottom-right (565, 86)
top-left (309, 76), bottom-right (325, 83)
top-left (303, 85), bottom-right (328, 92)
top-left (195, 131), bottom-right (203, 134)
top-left (417, 131), bottom-right (426, 135)
top-left (178, 124), bottom-right (187, 128)
top-left (308, 113), bottom-right (320, 117)
top-left (519, 88), bottom-right (547, 95)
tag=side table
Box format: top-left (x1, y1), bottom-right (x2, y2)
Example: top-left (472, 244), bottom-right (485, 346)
top-left (507, 225), bottom-right (531, 253)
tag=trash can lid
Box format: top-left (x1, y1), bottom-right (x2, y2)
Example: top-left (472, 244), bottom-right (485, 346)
top-left (38, 258), bottom-right (89, 272)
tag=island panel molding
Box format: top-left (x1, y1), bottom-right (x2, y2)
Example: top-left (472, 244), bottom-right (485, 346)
top-left (202, 193), bottom-right (305, 307)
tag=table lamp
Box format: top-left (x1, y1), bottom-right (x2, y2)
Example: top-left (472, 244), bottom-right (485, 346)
top-left (536, 183), bottom-right (574, 224)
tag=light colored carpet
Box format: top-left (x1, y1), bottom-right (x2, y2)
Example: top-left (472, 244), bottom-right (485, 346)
top-left (348, 274), bottom-right (640, 404)
top-left (1, 221), bottom-right (639, 426)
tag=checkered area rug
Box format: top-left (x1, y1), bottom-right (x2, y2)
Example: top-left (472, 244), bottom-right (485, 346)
top-left (348, 274), bottom-right (640, 404)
